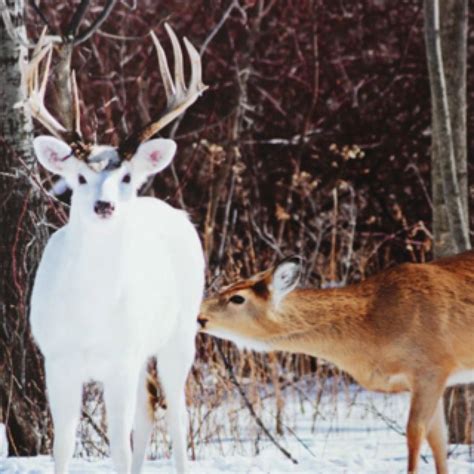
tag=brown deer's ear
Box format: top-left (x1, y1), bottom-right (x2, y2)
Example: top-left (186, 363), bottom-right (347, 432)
top-left (271, 256), bottom-right (302, 306)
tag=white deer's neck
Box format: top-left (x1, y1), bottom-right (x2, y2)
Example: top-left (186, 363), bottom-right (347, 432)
top-left (66, 208), bottom-right (128, 258)
top-left (62, 210), bottom-right (131, 299)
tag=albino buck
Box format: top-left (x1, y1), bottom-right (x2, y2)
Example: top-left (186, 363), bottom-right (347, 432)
top-left (198, 254), bottom-right (474, 474)
top-left (27, 25), bottom-right (206, 473)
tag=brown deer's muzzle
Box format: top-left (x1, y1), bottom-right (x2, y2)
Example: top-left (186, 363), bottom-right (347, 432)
top-left (197, 316), bottom-right (208, 329)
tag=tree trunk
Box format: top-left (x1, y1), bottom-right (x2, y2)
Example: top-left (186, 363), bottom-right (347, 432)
top-left (424, 0), bottom-right (473, 444)
top-left (430, 0), bottom-right (469, 256)
top-left (424, 0), bottom-right (470, 253)
top-left (0, 0), bottom-right (50, 455)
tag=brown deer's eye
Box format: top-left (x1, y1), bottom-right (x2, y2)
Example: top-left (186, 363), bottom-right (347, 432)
top-left (229, 295), bottom-right (245, 305)
top-left (122, 173), bottom-right (131, 184)
top-left (78, 174), bottom-right (87, 185)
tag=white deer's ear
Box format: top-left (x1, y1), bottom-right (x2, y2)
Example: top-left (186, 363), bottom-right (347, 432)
top-left (33, 136), bottom-right (76, 176)
top-left (131, 139), bottom-right (177, 181)
top-left (271, 256), bottom-right (302, 306)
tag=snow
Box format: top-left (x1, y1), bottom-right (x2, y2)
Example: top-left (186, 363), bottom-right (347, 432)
top-left (0, 424), bottom-right (7, 460)
top-left (1, 388), bottom-right (473, 473)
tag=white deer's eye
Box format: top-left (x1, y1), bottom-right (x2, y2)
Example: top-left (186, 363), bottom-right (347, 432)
top-left (78, 174), bottom-right (87, 185)
top-left (122, 173), bottom-right (131, 184)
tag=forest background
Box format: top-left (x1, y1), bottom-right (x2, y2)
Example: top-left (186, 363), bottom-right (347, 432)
top-left (0, 0), bottom-right (472, 458)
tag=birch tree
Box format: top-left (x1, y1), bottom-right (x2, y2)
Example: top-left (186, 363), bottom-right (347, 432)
top-left (0, 0), bottom-right (50, 455)
top-left (424, 0), bottom-right (473, 444)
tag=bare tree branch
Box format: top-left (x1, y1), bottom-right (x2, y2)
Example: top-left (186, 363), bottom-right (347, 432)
top-left (29, 0), bottom-right (56, 34)
top-left (66, 0), bottom-right (90, 38)
top-left (200, 0), bottom-right (239, 56)
top-left (216, 341), bottom-right (299, 465)
top-left (74, 0), bottom-right (117, 45)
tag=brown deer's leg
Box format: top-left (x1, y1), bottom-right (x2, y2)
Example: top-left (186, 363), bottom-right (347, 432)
top-left (426, 400), bottom-right (449, 474)
top-left (406, 378), bottom-right (446, 474)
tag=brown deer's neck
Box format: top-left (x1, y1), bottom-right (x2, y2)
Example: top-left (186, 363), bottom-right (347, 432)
top-left (265, 285), bottom-right (375, 365)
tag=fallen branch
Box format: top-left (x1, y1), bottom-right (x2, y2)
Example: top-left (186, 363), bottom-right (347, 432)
top-left (216, 341), bottom-right (299, 464)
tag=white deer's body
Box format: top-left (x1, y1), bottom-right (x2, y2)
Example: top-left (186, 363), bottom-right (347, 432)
top-left (32, 197), bottom-right (202, 367)
top-left (30, 139), bottom-right (204, 474)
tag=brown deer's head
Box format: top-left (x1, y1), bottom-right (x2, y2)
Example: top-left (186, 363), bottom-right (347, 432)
top-left (198, 257), bottom-right (302, 350)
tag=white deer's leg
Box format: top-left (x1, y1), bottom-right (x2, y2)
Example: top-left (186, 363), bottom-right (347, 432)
top-left (157, 333), bottom-right (195, 474)
top-left (46, 360), bottom-right (82, 474)
top-left (104, 368), bottom-right (139, 474)
top-left (131, 365), bottom-right (154, 474)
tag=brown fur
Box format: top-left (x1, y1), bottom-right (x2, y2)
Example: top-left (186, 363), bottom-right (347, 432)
top-left (199, 251), bottom-right (474, 474)
top-left (146, 374), bottom-right (167, 420)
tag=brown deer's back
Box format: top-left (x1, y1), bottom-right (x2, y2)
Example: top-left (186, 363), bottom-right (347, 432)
top-left (365, 251), bottom-right (474, 374)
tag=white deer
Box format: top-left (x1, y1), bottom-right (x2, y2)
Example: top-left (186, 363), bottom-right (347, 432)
top-left (25, 25), bottom-right (206, 474)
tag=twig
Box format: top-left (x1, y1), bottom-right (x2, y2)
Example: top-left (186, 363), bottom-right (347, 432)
top-left (66, 0), bottom-right (90, 38)
top-left (241, 129), bottom-right (322, 146)
top-left (217, 170), bottom-right (236, 262)
top-left (74, 0), bottom-right (117, 45)
top-left (81, 408), bottom-right (109, 446)
top-left (29, 0), bottom-right (57, 34)
top-left (216, 341), bottom-right (299, 464)
top-left (11, 191), bottom-right (30, 324)
top-left (274, 414), bottom-right (316, 459)
top-left (405, 162), bottom-right (433, 210)
top-left (362, 401), bottom-right (429, 464)
top-left (200, 0), bottom-right (239, 56)
top-left (97, 29), bottom-right (146, 41)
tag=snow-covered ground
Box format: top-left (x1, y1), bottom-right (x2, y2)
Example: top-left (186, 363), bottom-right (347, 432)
top-left (1, 388), bottom-right (473, 473)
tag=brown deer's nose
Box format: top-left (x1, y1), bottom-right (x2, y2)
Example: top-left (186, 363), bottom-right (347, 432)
top-left (94, 200), bottom-right (115, 217)
top-left (197, 316), bottom-right (208, 329)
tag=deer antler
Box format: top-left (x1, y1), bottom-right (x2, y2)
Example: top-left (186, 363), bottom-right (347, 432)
top-left (20, 28), bottom-right (91, 160)
top-left (20, 24), bottom-right (206, 164)
top-left (119, 23), bottom-right (207, 160)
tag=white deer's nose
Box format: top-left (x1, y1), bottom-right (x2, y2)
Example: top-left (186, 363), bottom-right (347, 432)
top-left (94, 200), bottom-right (115, 218)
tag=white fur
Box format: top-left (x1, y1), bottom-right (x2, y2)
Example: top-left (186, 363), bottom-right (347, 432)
top-left (447, 370), bottom-right (474, 387)
top-left (31, 136), bottom-right (204, 474)
top-left (271, 259), bottom-right (301, 307)
top-left (387, 373), bottom-right (410, 391)
top-left (205, 328), bottom-right (271, 352)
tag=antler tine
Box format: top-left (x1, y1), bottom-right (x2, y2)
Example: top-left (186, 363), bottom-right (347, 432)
top-left (119, 24), bottom-right (208, 159)
top-left (39, 41), bottom-right (53, 98)
top-left (150, 30), bottom-right (175, 105)
top-left (23, 43), bottom-right (68, 138)
top-left (164, 22), bottom-right (186, 100)
top-left (25, 30), bottom-right (50, 95)
top-left (71, 70), bottom-right (82, 137)
top-left (183, 36), bottom-right (204, 95)
top-left (26, 28), bottom-right (51, 104)
top-left (32, 27), bottom-right (48, 64)
top-left (19, 32), bottom-right (91, 160)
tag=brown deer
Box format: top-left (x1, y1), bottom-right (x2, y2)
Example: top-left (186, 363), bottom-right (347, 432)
top-left (198, 252), bottom-right (474, 474)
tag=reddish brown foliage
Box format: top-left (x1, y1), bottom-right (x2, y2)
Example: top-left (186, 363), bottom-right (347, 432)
top-left (2, 0), bottom-right (471, 454)
top-left (25, 1), bottom-right (474, 281)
